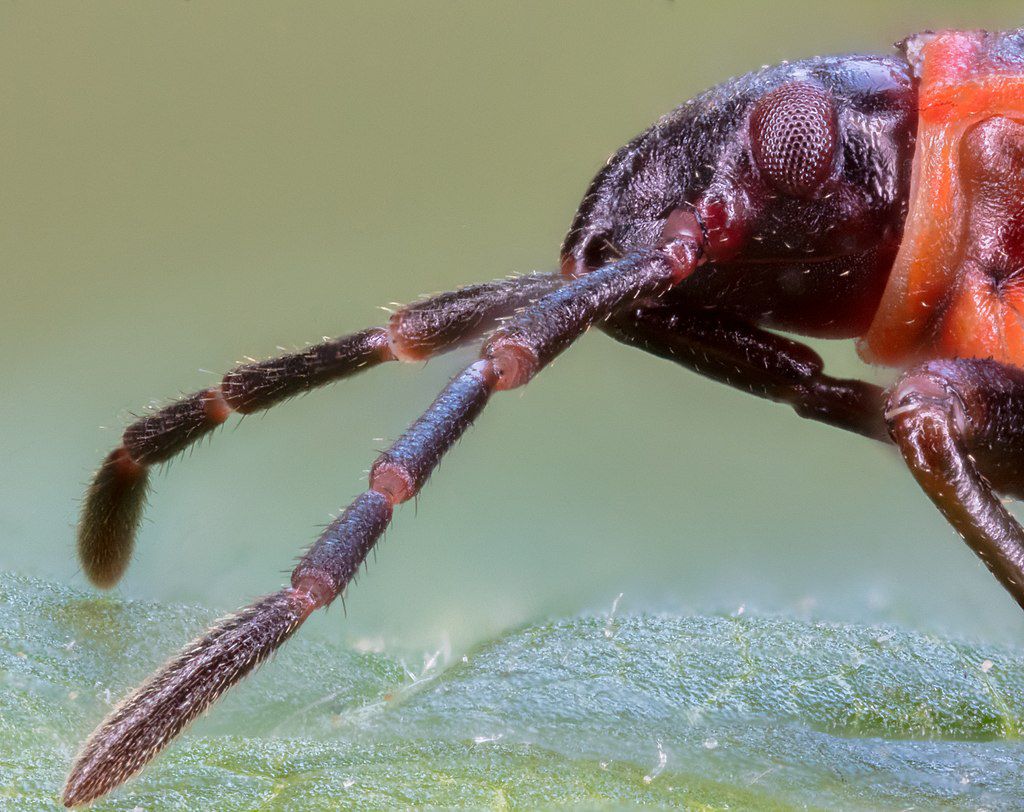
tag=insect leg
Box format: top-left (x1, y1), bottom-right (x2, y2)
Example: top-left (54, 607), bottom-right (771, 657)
top-left (603, 303), bottom-right (888, 441)
top-left (63, 238), bottom-right (701, 807)
top-left (886, 358), bottom-right (1024, 611)
top-left (78, 272), bottom-right (563, 588)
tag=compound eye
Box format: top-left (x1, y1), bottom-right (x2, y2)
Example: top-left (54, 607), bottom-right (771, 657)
top-left (749, 82), bottom-right (838, 199)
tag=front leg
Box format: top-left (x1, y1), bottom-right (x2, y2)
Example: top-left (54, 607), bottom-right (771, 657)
top-left (886, 359), bottom-right (1024, 611)
top-left (77, 272), bottom-right (563, 589)
top-left (603, 303), bottom-right (889, 441)
top-left (63, 239), bottom-right (702, 807)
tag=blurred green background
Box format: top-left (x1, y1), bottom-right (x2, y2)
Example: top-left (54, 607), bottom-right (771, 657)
top-left (4, 0), bottom-right (1024, 660)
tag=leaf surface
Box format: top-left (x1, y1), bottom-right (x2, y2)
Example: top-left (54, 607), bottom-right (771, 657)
top-left (3, 573), bottom-right (1024, 810)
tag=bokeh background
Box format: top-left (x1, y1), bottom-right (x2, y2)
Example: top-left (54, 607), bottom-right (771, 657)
top-left (5, 1), bottom-right (1024, 660)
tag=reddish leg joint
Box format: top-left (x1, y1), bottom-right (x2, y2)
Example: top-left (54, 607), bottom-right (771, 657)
top-left (122, 387), bottom-right (234, 466)
top-left (107, 444), bottom-right (146, 482)
top-left (658, 209), bottom-right (705, 283)
top-left (487, 340), bottom-right (538, 391)
top-left (387, 273), bottom-right (564, 363)
top-left (658, 236), bottom-right (703, 284)
top-left (370, 360), bottom-right (498, 501)
top-left (202, 387), bottom-right (234, 424)
top-left (369, 461), bottom-right (417, 505)
top-left (292, 490), bottom-right (394, 609)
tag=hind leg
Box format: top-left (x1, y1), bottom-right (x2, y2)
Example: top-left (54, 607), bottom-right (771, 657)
top-left (886, 358), bottom-right (1024, 610)
top-left (603, 302), bottom-right (888, 441)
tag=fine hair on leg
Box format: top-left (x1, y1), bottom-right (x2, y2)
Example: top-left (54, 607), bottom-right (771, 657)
top-left (64, 239), bottom-right (701, 807)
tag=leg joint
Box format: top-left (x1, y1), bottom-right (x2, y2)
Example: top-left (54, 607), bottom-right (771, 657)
top-left (885, 365), bottom-right (969, 440)
top-left (484, 338), bottom-right (539, 391)
top-left (369, 459), bottom-right (416, 504)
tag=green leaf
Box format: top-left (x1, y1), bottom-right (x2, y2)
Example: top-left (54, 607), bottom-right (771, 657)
top-left (3, 572), bottom-right (1024, 810)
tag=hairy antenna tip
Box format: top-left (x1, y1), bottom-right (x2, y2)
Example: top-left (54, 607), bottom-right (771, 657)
top-left (77, 447), bottom-right (149, 589)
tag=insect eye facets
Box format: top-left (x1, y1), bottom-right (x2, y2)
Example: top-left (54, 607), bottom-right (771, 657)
top-left (749, 81), bottom-right (839, 200)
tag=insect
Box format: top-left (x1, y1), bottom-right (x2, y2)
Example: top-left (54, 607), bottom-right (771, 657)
top-left (63, 26), bottom-right (1024, 806)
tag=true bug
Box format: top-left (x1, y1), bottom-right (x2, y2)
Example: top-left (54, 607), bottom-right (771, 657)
top-left (63, 27), bottom-right (1024, 806)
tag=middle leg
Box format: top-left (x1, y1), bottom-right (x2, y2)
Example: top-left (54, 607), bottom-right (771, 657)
top-left (607, 305), bottom-right (1024, 613)
top-left (603, 302), bottom-right (889, 441)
